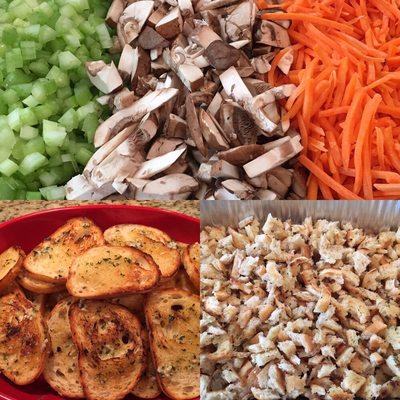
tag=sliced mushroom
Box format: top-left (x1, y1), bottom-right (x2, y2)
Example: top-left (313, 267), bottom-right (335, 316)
top-left (199, 108), bottom-right (229, 150)
top-left (146, 138), bottom-right (183, 159)
top-left (195, 0), bottom-right (240, 12)
top-left (113, 88), bottom-right (137, 110)
top-left (118, 44), bottom-right (135, 80)
top-left (185, 94), bottom-right (207, 156)
top-left (211, 160), bottom-right (240, 179)
top-left (177, 0), bottom-right (194, 15)
top-left (132, 173), bottom-right (198, 199)
top-left (134, 147), bottom-right (186, 179)
top-left (66, 175), bottom-right (116, 200)
top-left (164, 114), bottom-right (188, 138)
top-left (148, 4), bottom-right (168, 27)
top-left (94, 88), bottom-right (178, 147)
top-left (106, 0), bottom-right (126, 27)
top-left (219, 66), bottom-right (253, 102)
top-left (138, 26), bottom-right (170, 49)
top-left (278, 48), bottom-right (293, 74)
top-left (119, 1), bottom-right (154, 43)
top-left (218, 144), bottom-right (266, 166)
top-left (204, 41), bottom-right (241, 70)
top-left (86, 61), bottom-right (123, 94)
top-left (221, 179), bottom-right (255, 199)
top-left (155, 7), bottom-right (183, 39)
top-left (256, 20), bottom-right (290, 48)
top-left (243, 136), bottom-right (302, 178)
top-left (224, 0), bottom-right (253, 42)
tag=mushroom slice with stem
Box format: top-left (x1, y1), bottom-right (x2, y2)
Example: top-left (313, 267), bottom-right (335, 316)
top-left (106, 0), bottom-right (126, 27)
top-left (66, 175), bottom-right (116, 200)
top-left (155, 7), bottom-right (183, 39)
top-left (138, 26), bottom-right (170, 50)
top-left (199, 109), bottom-right (229, 150)
top-left (186, 94), bottom-right (207, 156)
top-left (118, 44), bottom-right (136, 81)
top-left (221, 179), bottom-right (255, 199)
top-left (218, 144), bottom-right (266, 166)
top-left (219, 66), bottom-right (252, 102)
top-left (119, 1), bottom-right (154, 43)
top-left (211, 160), bottom-right (240, 179)
top-left (86, 61), bottom-right (123, 94)
top-left (94, 88), bottom-right (178, 147)
top-left (255, 20), bottom-right (290, 48)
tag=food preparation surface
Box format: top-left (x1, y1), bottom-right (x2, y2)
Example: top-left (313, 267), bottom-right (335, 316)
top-left (0, 200), bottom-right (200, 222)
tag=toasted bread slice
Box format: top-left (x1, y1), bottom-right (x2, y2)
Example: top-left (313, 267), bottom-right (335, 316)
top-left (0, 284), bottom-right (48, 385)
top-left (67, 246), bottom-right (160, 299)
top-left (112, 293), bottom-right (145, 315)
top-left (24, 218), bottom-right (104, 283)
top-left (0, 247), bottom-right (25, 293)
top-left (18, 269), bottom-right (65, 294)
top-left (116, 225), bottom-right (172, 244)
top-left (43, 297), bottom-right (84, 398)
top-left (158, 268), bottom-right (197, 294)
top-left (145, 288), bottom-right (200, 399)
top-left (104, 225), bottom-right (181, 279)
top-left (132, 335), bottom-right (161, 399)
top-left (69, 300), bottom-right (146, 400)
top-left (182, 243), bottom-right (200, 291)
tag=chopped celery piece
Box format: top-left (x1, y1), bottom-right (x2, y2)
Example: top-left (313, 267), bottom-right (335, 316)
top-left (12, 83), bottom-right (33, 99)
top-left (0, 125), bottom-right (16, 148)
top-left (4, 70), bottom-right (33, 86)
top-left (7, 109), bottom-right (22, 131)
top-left (74, 83), bottom-right (92, 106)
top-left (42, 119), bottom-right (67, 147)
top-left (70, 0), bottom-right (89, 12)
top-left (39, 185), bottom-right (65, 200)
top-left (19, 107), bottom-right (38, 126)
top-left (59, 108), bottom-right (78, 132)
top-left (20, 126), bottom-right (38, 140)
top-left (0, 178), bottom-right (16, 199)
top-left (46, 66), bottom-right (69, 88)
top-left (58, 51), bottom-right (81, 71)
top-left (23, 136), bottom-right (45, 156)
top-left (26, 191), bottom-right (41, 200)
top-left (76, 101), bottom-right (98, 121)
top-left (22, 95), bottom-right (39, 107)
top-left (6, 48), bottom-right (23, 73)
top-left (19, 152), bottom-right (47, 175)
top-left (76, 147), bottom-right (93, 165)
top-left (2, 89), bottom-right (19, 105)
top-left (20, 41), bottom-right (36, 60)
top-left (57, 86), bottom-right (73, 99)
top-left (95, 23), bottom-right (112, 49)
top-left (39, 25), bottom-right (57, 44)
top-left (39, 170), bottom-right (57, 186)
top-left (0, 159), bottom-right (19, 176)
top-left (82, 112), bottom-right (98, 143)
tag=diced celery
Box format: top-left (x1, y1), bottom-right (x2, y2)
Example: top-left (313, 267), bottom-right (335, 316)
top-left (39, 170), bottom-right (57, 186)
top-left (29, 59), bottom-right (49, 76)
top-left (76, 101), bottom-right (98, 121)
top-left (20, 126), bottom-right (38, 140)
top-left (22, 95), bottom-right (39, 107)
top-left (74, 83), bottom-right (92, 106)
top-left (70, 0), bottom-right (89, 12)
top-left (0, 177), bottom-right (16, 199)
top-left (2, 26), bottom-right (18, 46)
top-left (6, 48), bottom-right (23, 73)
top-left (19, 152), bottom-right (47, 175)
top-left (20, 41), bottom-right (36, 60)
top-left (48, 153), bottom-right (63, 167)
top-left (7, 109), bottom-right (22, 131)
top-left (56, 86), bottom-right (73, 100)
top-left (12, 83), bottom-right (33, 99)
top-left (82, 112), bottom-right (98, 142)
top-left (4, 69), bottom-right (33, 86)
top-left (39, 25), bottom-right (57, 44)
top-left (33, 104), bottom-right (54, 120)
top-left (76, 147), bottom-right (93, 165)
top-left (0, 159), bottom-right (19, 177)
top-left (95, 23), bottom-right (112, 49)
top-left (2, 89), bottom-right (19, 105)
top-left (23, 136), bottom-right (45, 156)
top-left (59, 108), bottom-right (79, 132)
top-left (32, 78), bottom-right (57, 102)
top-left (19, 107), bottom-right (38, 126)
top-left (46, 66), bottom-right (69, 88)
top-left (14, 189), bottom-right (27, 199)
top-left (26, 191), bottom-right (42, 200)
top-left (58, 51), bottom-right (81, 71)
top-left (23, 24), bottom-right (40, 40)
top-left (39, 185), bottom-right (65, 200)
top-left (42, 119), bottom-right (67, 147)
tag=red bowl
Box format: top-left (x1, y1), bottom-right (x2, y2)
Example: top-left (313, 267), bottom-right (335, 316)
top-left (0, 204), bottom-right (200, 400)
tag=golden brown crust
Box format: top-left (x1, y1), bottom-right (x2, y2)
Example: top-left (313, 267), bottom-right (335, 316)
top-left (0, 284), bottom-right (48, 385)
top-left (43, 297), bottom-right (84, 398)
top-left (24, 218), bottom-right (104, 283)
top-left (0, 247), bottom-right (25, 293)
top-left (66, 246), bottom-right (160, 299)
top-left (145, 288), bottom-right (200, 400)
top-left (182, 243), bottom-right (200, 291)
top-left (104, 225), bottom-right (181, 279)
top-left (69, 300), bottom-right (146, 400)
top-left (18, 269), bottom-right (65, 294)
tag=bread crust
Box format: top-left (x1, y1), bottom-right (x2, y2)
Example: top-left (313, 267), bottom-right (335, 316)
top-left (0, 284), bottom-right (48, 385)
top-left (18, 269), bottom-right (65, 294)
top-left (145, 288), bottom-right (200, 400)
top-left (69, 300), bottom-right (146, 400)
top-left (43, 298), bottom-right (84, 398)
top-left (104, 225), bottom-right (181, 279)
top-left (24, 218), bottom-right (104, 283)
top-left (0, 247), bottom-right (25, 293)
top-left (66, 246), bottom-right (160, 299)
top-left (182, 243), bottom-right (200, 291)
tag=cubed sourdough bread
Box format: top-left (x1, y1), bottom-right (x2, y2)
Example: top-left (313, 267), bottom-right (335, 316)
top-left (66, 246), bottom-right (160, 298)
top-left (23, 218), bottom-right (104, 283)
top-left (182, 243), bottom-right (200, 291)
top-left (43, 297), bottom-right (84, 398)
top-left (0, 247), bottom-right (24, 293)
top-left (145, 288), bottom-right (200, 399)
top-left (104, 225), bottom-right (180, 279)
top-left (0, 284), bottom-right (48, 385)
top-left (132, 335), bottom-right (161, 399)
top-left (69, 300), bottom-right (146, 400)
top-left (18, 269), bottom-right (65, 294)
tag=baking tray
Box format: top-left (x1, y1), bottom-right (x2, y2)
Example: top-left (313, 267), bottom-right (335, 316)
top-left (0, 204), bottom-right (200, 400)
top-left (201, 200), bottom-right (400, 231)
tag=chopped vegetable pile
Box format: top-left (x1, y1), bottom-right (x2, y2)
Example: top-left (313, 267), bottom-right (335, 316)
top-left (259, 0), bottom-right (400, 200)
top-left (0, 0), bottom-right (112, 200)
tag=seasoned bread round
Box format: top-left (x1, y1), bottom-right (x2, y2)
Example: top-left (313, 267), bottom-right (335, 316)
top-left (111, 224), bottom-right (172, 244)
top-left (0, 247), bottom-right (25, 293)
top-left (182, 243), bottom-right (200, 291)
top-left (24, 218), bottom-right (104, 283)
top-left (0, 284), bottom-right (48, 385)
top-left (66, 246), bottom-right (160, 299)
top-left (104, 225), bottom-right (181, 279)
top-left (145, 288), bottom-right (200, 400)
top-left (18, 269), bottom-right (65, 294)
top-left (43, 298), bottom-right (84, 398)
top-left (132, 334), bottom-right (161, 399)
top-left (69, 300), bottom-right (146, 400)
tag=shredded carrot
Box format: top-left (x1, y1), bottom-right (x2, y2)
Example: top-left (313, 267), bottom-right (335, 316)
top-left (259, 0), bottom-right (400, 199)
